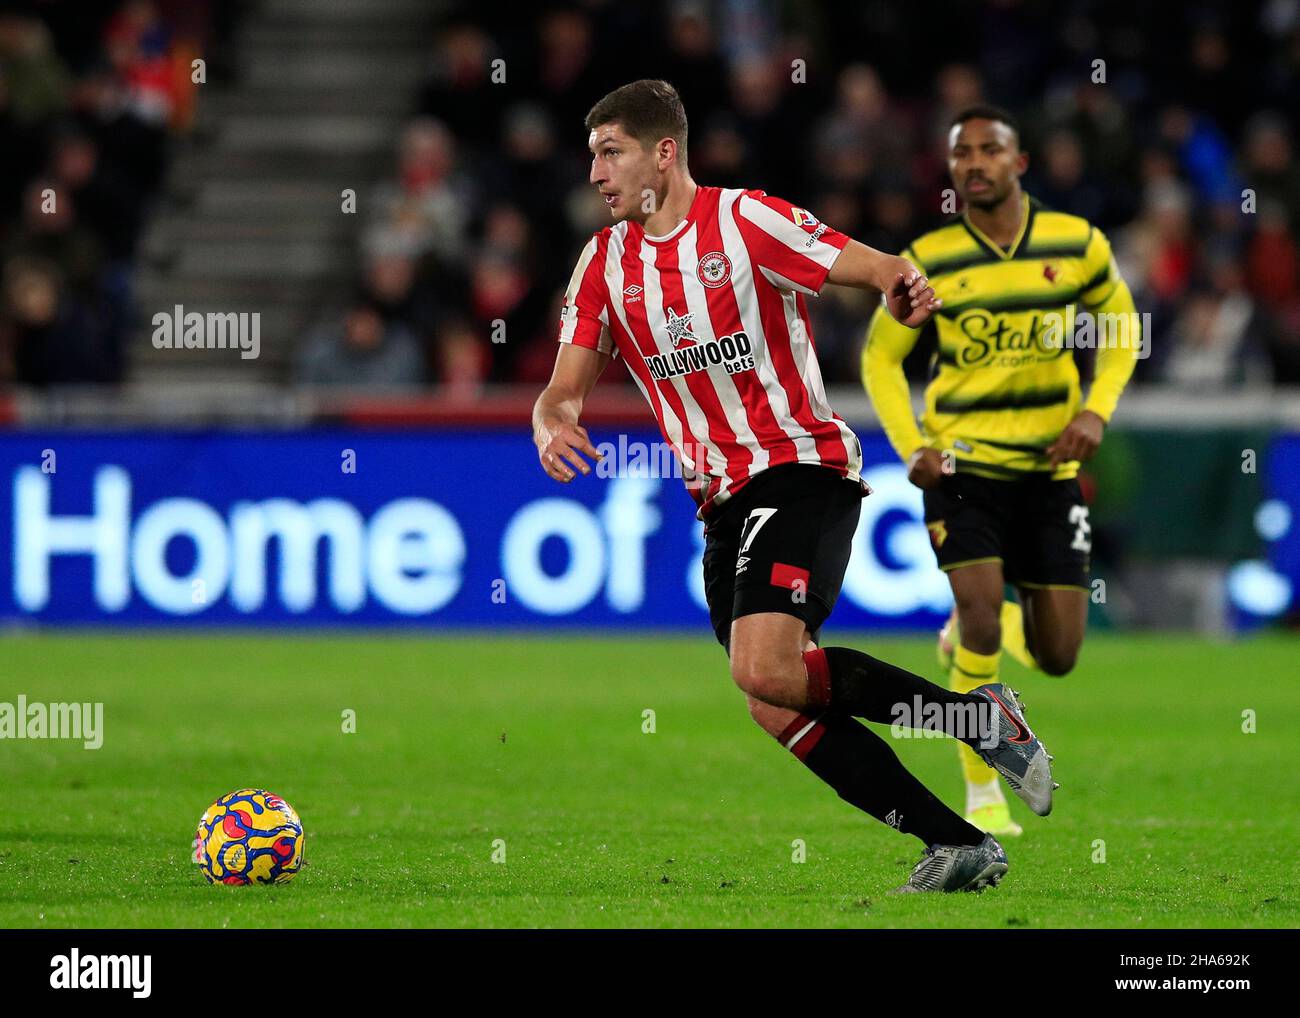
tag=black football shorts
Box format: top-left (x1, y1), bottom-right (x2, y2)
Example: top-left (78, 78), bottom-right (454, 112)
top-left (922, 471), bottom-right (1091, 590)
top-left (701, 463), bottom-right (865, 652)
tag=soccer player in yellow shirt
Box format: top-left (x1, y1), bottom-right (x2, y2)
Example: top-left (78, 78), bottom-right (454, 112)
top-left (862, 106), bottom-right (1141, 836)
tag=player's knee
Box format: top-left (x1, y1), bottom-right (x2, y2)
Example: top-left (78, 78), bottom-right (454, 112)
top-left (745, 694), bottom-right (785, 735)
top-left (730, 658), bottom-right (782, 703)
top-left (729, 654), bottom-right (800, 707)
top-left (1037, 645), bottom-right (1078, 676)
top-left (956, 607), bottom-right (1000, 655)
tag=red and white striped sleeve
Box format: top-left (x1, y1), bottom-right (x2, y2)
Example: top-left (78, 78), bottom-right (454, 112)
top-left (734, 191), bottom-right (850, 296)
top-left (557, 234), bottom-right (616, 357)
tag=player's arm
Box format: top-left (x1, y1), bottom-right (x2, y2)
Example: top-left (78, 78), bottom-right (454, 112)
top-left (1047, 228), bottom-right (1141, 467)
top-left (534, 235), bottom-right (614, 482)
top-left (860, 272), bottom-right (947, 490)
top-left (828, 239), bottom-right (943, 328)
top-left (733, 191), bottom-right (940, 327)
top-left (533, 343), bottom-right (608, 482)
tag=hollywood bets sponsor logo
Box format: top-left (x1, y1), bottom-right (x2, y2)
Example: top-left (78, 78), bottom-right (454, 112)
top-left (646, 330), bottom-right (755, 380)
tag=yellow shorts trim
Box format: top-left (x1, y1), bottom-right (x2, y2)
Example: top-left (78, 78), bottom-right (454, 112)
top-left (1016, 581), bottom-right (1089, 593)
top-left (940, 556), bottom-right (1003, 572)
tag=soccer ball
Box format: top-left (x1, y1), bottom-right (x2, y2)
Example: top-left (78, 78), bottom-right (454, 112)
top-left (194, 788), bottom-right (305, 885)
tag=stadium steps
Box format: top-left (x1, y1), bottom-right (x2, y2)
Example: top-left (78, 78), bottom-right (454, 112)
top-left (131, 0), bottom-right (445, 383)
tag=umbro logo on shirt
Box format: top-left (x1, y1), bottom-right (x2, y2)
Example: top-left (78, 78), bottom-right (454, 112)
top-left (623, 284), bottom-right (643, 303)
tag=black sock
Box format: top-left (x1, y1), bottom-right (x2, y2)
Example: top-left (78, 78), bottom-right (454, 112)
top-left (778, 712), bottom-right (984, 847)
top-left (805, 646), bottom-right (990, 749)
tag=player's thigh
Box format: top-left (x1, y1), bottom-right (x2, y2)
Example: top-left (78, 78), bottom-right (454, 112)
top-left (730, 469), bottom-right (861, 650)
top-left (1017, 585), bottom-right (1087, 675)
top-left (1011, 476), bottom-right (1091, 673)
top-left (946, 560), bottom-right (1005, 653)
top-left (729, 612), bottom-right (810, 706)
top-left (924, 473), bottom-right (1007, 612)
top-left (701, 512), bottom-right (742, 653)
top-left (1011, 476), bottom-right (1091, 588)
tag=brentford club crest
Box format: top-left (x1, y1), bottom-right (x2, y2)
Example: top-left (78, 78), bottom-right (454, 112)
top-left (697, 251), bottom-right (732, 289)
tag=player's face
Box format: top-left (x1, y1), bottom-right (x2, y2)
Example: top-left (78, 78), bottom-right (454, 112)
top-left (947, 119), bottom-right (1027, 210)
top-left (588, 122), bottom-right (660, 223)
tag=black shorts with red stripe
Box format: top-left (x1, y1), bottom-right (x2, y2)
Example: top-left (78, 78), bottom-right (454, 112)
top-left (701, 463), bottom-right (865, 652)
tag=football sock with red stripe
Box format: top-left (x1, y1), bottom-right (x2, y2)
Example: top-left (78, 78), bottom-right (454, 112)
top-left (777, 712), bottom-right (984, 847)
top-left (804, 646), bottom-right (991, 752)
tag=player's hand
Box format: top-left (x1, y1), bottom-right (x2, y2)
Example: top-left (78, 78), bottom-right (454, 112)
top-left (882, 259), bottom-right (942, 328)
top-left (1046, 410), bottom-right (1105, 467)
top-left (906, 447), bottom-right (951, 490)
top-left (535, 420), bottom-right (602, 482)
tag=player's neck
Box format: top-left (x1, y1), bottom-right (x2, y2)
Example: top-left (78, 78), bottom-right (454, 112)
top-left (965, 190), bottom-right (1024, 251)
top-left (641, 176), bottom-right (698, 237)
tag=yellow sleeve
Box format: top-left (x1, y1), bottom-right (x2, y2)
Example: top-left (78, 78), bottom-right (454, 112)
top-left (861, 299), bottom-right (926, 463)
top-left (1079, 228), bottom-right (1140, 423)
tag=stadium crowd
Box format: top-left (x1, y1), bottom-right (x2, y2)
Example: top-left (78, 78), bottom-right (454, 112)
top-left (333, 0), bottom-right (1300, 392)
top-left (0, 0), bottom-right (237, 388)
top-left (4, 0), bottom-right (1300, 391)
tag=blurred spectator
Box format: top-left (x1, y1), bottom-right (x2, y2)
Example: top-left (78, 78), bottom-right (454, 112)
top-left (431, 314), bottom-right (488, 396)
top-left (0, 255), bottom-right (117, 386)
top-left (295, 297), bottom-right (425, 389)
top-left (1163, 254), bottom-right (1274, 388)
top-left (529, 8), bottom-right (605, 138)
top-left (728, 54), bottom-right (804, 196)
top-left (417, 21), bottom-right (502, 149)
top-left (811, 64), bottom-right (912, 193)
top-left (660, 4), bottom-right (717, 110)
top-left (5, 178), bottom-right (104, 298)
top-left (0, 15), bottom-right (69, 127)
top-left (1030, 129), bottom-right (1109, 224)
top-left (50, 127), bottom-right (145, 260)
top-left (1241, 113), bottom-right (1300, 233)
top-left (363, 118), bottom-right (473, 266)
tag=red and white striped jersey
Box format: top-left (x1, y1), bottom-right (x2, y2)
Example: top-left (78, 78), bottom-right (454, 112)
top-left (558, 185), bottom-right (864, 519)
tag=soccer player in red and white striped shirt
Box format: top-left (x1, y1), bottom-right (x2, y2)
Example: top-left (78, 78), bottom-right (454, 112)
top-left (531, 80), bottom-right (1055, 892)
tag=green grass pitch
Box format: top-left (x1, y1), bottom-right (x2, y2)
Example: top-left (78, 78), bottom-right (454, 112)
top-left (1, 632), bottom-right (1296, 928)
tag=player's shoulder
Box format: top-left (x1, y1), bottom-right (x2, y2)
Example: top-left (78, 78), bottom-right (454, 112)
top-left (1026, 195), bottom-right (1099, 252)
top-left (906, 217), bottom-right (977, 272)
top-left (734, 187), bottom-right (817, 222)
top-left (736, 186), bottom-right (777, 204)
top-left (586, 218), bottom-right (633, 248)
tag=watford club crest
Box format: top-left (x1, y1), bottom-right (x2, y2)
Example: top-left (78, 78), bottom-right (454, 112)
top-left (927, 520), bottom-right (948, 551)
top-left (1042, 262), bottom-right (1059, 283)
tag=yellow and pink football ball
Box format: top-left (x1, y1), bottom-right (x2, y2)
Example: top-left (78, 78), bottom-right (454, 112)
top-left (193, 789), bottom-right (305, 885)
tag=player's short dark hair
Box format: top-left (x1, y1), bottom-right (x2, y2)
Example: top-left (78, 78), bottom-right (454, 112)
top-left (585, 79), bottom-right (688, 163)
top-left (951, 104), bottom-right (1021, 147)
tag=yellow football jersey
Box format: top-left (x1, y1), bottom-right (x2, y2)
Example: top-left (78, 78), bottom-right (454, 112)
top-left (862, 193), bottom-right (1140, 480)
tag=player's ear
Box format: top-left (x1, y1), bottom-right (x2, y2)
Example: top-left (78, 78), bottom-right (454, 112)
top-left (1015, 150), bottom-right (1029, 178)
top-left (658, 137), bottom-right (677, 170)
